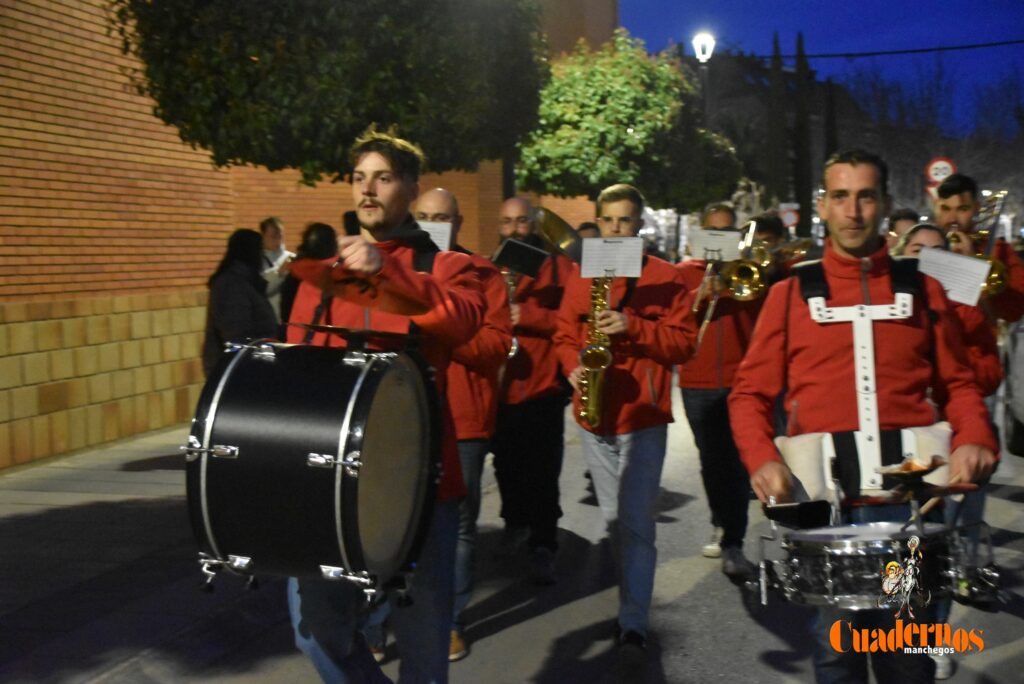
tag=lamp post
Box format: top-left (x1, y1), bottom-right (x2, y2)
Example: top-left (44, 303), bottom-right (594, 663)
top-left (692, 31), bottom-right (716, 127)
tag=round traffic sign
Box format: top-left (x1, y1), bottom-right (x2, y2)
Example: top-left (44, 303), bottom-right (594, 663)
top-left (924, 157), bottom-right (956, 184)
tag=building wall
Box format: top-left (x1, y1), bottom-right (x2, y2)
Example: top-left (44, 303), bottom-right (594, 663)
top-left (540, 0), bottom-right (617, 55)
top-left (0, 0), bottom-right (508, 468)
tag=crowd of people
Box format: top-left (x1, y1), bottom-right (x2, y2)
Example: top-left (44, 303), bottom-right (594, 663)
top-left (200, 129), bottom-right (1015, 683)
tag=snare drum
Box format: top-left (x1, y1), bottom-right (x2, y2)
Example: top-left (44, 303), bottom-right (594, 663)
top-left (184, 342), bottom-right (439, 589)
top-left (772, 522), bottom-right (953, 610)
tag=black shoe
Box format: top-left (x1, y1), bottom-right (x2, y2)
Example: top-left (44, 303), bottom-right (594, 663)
top-left (529, 546), bottom-right (557, 585)
top-left (617, 629), bottom-right (646, 651)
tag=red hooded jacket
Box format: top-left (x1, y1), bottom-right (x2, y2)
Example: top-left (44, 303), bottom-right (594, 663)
top-left (447, 248), bottom-right (513, 440)
top-left (555, 256), bottom-right (697, 435)
top-left (502, 252), bottom-right (573, 405)
top-left (287, 231), bottom-right (485, 501)
top-left (676, 259), bottom-right (764, 389)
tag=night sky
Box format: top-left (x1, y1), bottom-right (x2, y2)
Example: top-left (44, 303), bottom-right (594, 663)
top-left (620, 0), bottom-right (1024, 133)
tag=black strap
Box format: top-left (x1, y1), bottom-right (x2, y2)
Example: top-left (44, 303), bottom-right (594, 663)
top-left (830, 429), bottom-right (906, 498)
top-left (407, 242), bottom-right (439, 338)
top-left (794, 259), bottom-right (829, 301)
top-left (302, 291), bottom-right (333, 343)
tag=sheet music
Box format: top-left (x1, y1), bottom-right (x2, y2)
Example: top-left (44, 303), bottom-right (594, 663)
top-left (917, 248), bottom-right (991, 306)
top-left (687, 230), bottom-right (742, 262)
top-left (580, 237), bottom-right (644, 278)
top-left (418, 221), bottom-right (452, 251)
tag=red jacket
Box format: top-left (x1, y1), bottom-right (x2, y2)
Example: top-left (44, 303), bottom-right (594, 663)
top-left (287, 234), bottom-right (485, 501)
top-left (502, 252), bottom-right (573, 404)
top-left (728, 241), bottom-right (997, 477)
top-left (555, 256), bottom-right (697, 435)
top-left (983, 239), bottom-right (1024, 323)
top-left (953, 302), bottom-right (1003, 397)
top-left (447, 248), bottom-right (514, 440)
top-left (676, 259), bottom-right (764, 389)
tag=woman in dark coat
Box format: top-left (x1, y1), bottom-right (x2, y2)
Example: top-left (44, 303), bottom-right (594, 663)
top-left (202, 229), bottom-right (279, 375)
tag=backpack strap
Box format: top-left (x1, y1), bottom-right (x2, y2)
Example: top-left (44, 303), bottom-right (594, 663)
top-left (793, 259), bottom-right (829, 301)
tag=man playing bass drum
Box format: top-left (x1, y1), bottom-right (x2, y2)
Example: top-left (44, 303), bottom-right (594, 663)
top-left (286, 129), bottom-right (484, 683)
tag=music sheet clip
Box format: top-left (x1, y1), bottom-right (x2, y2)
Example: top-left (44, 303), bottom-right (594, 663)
top-left (581, 237), bottom-right (643, 278)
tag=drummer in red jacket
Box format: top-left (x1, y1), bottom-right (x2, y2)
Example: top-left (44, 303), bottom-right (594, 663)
top-left (554, 183), bottom-right (696, 658)
top-left (412, 187), bottom-right (513, 662)
top-left (729, 150), bottom-right (996, 682)
top-left (285, 129), bottom-right (484, 684)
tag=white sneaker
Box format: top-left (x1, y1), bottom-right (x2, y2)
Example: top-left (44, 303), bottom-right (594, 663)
top-left (932, 653), bottom-right (955, 680)
top-left (702, 527), bottom-right (723, 558)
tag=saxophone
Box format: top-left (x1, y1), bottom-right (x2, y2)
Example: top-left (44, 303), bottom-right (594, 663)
top-left (578, 276), bottom-right (613, 428)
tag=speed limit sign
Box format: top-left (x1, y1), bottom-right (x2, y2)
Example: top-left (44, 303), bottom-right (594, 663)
top-left (924, 157), bottom-right (956, 185)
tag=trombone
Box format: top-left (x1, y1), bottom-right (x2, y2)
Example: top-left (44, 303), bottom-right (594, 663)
top-left (692, 220), bottom-right (772, 349)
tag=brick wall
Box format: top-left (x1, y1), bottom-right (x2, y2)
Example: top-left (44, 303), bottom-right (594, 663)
top-left (0, 0), bottom-right (603, 469)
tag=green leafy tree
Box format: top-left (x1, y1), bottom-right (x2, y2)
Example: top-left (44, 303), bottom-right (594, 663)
top-left (516, 29), bottom-right (741, 210)
top-left (111, 0), bottom-right (548, 183)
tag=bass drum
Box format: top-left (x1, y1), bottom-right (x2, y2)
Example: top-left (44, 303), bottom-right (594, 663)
top-left (185, 342), bottom-right (439, 587)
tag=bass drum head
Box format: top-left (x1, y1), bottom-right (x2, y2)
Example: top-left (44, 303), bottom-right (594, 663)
top-left (356, 353), bottom-right (434, 580)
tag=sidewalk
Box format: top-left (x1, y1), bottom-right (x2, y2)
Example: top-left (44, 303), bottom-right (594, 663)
top-left (1, 405), bottom-right (1022, 683)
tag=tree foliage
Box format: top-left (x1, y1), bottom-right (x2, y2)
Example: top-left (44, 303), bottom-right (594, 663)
top-left (111, 0), bottom-right (549, 183)
top-left (516, 30), bottom-right (741, 210)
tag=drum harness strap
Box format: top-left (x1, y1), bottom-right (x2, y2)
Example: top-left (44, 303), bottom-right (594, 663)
top-left (792, 257), bottom-right (934, 497)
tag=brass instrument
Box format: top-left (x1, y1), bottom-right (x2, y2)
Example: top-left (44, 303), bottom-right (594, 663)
top-left (773, 237), bottom-right (815, 263)
top-left (947, 190), bottom-right (1009, 297)
top-left (692, 221), bottom-right (771, 350)
top-left (500, 268), bottom-right (520, 359)
top-left (534, 207), bottom-right (583, 263)
top-left (578, 275), bottom-right (613, 428)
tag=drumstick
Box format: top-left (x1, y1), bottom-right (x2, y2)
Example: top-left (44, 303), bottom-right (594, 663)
top-left (901, 473), bottom-right (963, 531)
top-left (918, 473), bottom-right (963, 517)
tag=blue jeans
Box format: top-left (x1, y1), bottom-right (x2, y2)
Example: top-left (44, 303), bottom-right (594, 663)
top-left (289, 499), bottom-right (460, 683)
top-left (681, 387), bottom-right (750, 548)
top-left (812, 504), bottom-right (936, 684)
top-left (453, 439), bottom-right (488, 631)
top-left (577, 424), bottom-right (667, 636)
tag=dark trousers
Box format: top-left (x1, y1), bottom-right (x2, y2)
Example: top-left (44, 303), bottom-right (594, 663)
top-left (491, 393), bottom-right (565, 550)
top-left (681, 387), bottom-right (750, 548)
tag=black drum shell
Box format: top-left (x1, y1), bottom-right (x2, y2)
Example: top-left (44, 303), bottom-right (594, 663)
top-left (186, 343), bottom-right (438, 582)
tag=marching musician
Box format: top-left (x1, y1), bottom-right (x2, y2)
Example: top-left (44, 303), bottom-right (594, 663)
top-left (935, 173), bottom-right (1024, 323)
top-left (554, 183), bottom-right (696, 660)
top-left (286, 129), bottom-right (485, 683)
top-left (896, 222), bottom-right (1003, 678)
top-left (413, 188), bottom-right (513, 662)
top-left (490, 197), bottom-right (571, 585)
top-left (675, 208), bottom-right (767, 578)
top-left (729, 150), bottom-right (997, 682)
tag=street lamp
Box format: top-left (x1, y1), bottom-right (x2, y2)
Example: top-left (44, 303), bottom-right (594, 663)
top-left (691, 32), bottom-right (716, 126)
top-left (691, 32), bottom-right (715, 64)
